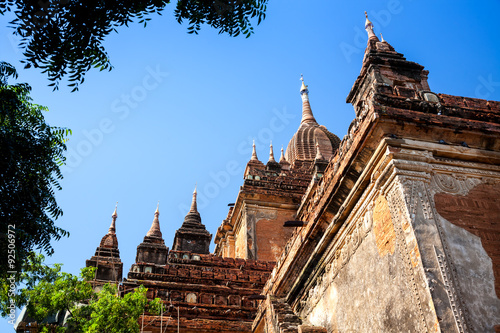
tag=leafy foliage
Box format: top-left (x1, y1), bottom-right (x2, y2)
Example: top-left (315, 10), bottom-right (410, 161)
top-left (83, 284), bottom-right (161, 333)
top-left (0, 254), bottom-right (161, 333)
top-left (0, 62), bottom-right (70, 278)
top-left (0, 0), bottom-right (268, 91)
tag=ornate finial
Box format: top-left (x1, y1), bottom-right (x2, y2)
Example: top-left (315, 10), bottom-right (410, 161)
top-left (194, 183), bottom-right (197, 194)
top-left (315, 141), bottom-right (324, 160)
top-left (190, 185), bottom-right (198, 213)
top-left (112, 202), bottom-right (118, 218)
top-left (364, 11), bottom-right (378, 40)
top-left (279, 145), bottom-right (286, 163)
top-left (300, 74), bottom-right (309, 94)
top-left (299, 75), bottom-right (316, 124)
top-left (268, 141), bottom-right (276, 163)
top-left (380, 33), bottom-right (385, 42)
top-left (250, 140), bottom-right (259, 161)
top-left (147, 202), bottom-right (162, 238)
top-left (108, 202), bottom-right (118, 234)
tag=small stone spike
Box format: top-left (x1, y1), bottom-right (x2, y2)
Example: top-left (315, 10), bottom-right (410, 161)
top-left (251, 140), bottom-right (259, 161)
top-left (279, 146), bottom-right (286, 163)
top-left (146, 202), bottom-right (162, 238)
top-left (268, 141), bottom-right (276, 163)
top-left (315, 142), bottom-right (325, 160)
top-left (190, 185), bottom-right (198, 213)
top-left (108, 202), bottom-right (118, 234)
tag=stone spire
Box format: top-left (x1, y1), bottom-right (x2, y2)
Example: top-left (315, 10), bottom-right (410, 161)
top-left (268, 141), bottom-right (276, 163)
top-left (300, 74), bottom-right (318, 125)
top-left (364, 11), bottom-right (379, 41)
top-left (172, 187), bottom-right (212, 254)
top-left (134, 202), bottom-right (168, 266)
top-left (85, 205), bottom-right (123, 285)
top-left (347, 12), bottom-right (431, 113)
top-left (100, 204), bottom-right (119, 249)
top-left (190, 185), bottom-right (198, 213)
top-left (315, 142), bottom-right (325, 160)
top-left (285, 75), bottom-right (340, 167)
top-left (108, 203), bottom-right (117, 234)
top-left (250, 140), bottom-right (259, 161)
top-left (279, 146), bottom-right (286, 163)
top-left (146, 202), bottom-right (162, 238)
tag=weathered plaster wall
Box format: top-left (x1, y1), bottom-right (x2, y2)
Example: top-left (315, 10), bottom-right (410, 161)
top-left (235, 206), bottom-right (296, 261)
top-left (236, 215), bottom-right (248, 259)
top-left (432, 177), bottom-right (500, 332)
top-left (300, 194), bottom-right (427, 332)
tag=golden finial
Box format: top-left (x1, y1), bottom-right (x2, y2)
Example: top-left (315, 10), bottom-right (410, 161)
top-left (300, 74), bottom-right (308, 93)
top-left (155, 201), bottom-right (160, 215)
top-left (364, 11), bottom-right (377, 40)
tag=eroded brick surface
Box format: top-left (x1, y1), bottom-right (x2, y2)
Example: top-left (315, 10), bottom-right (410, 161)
top-left (435, 182), bottom-right (500, 296)
top-left (373, 195), bottom-right (396, 257)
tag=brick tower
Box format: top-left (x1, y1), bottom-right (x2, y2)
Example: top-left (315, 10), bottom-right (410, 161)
top-left (172, 187), bottom-right (212, 254)
top-left (134, 204), bottom-right (169, 267)
top-left (86, 205), bottom-right (123, 287)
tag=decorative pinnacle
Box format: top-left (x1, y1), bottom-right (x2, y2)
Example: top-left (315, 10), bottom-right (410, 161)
top-left (250, 140), bottom-right (259, 161)
top-left (300, 74), bottom-right (309, 94)
top-left (268, 141), bottom-right (276, 163)
top-left (189, 185), bottom-right (198, 213)
top-left (147, 202), bottom-right (162, 238)
top-left (109, 202), bottom-right (118, 234)
top-left (364, 11), bottom-right (378, 40)
top-left (364, 11), bottom-right (371, 26)
top-left (280, 145), bottom-right (286, 163)
top-left (315, 141), bottom-right (325, 160)
top-left (112, 202), bottom-right (118, 218)
top-left (380, 33), bottom-right (385, 42)
top-left (300, 75), bottom-right (317, 124)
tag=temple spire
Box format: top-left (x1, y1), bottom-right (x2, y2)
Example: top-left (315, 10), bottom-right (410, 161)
top-left (279, 145), bottom-right (286, 163)
top-left (146, 202), bottom-right (162, 238)
top-left (189, 185), bottom-right (198, 213)
top-left (364, 11), bottom-right (379, 41)
top-left (250, 140), bottom-right (259, 161)
top-left (315, 142), bottom-right (325, 160)
top-left (300, 74), bottom-right (317, 125)
top-left (108, 202), bottom-right (117, 234)
top-left (268, 141), bottom-right (276, 163)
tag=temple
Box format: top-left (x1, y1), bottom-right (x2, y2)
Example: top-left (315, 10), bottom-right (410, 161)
top-left (16, 13), bottom-right (500, 333)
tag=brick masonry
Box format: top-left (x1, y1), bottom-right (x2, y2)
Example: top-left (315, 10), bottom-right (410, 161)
top-left (435, 182), bottom-right (500, 297)
top-left (373, 195), bottom-right (396, 257)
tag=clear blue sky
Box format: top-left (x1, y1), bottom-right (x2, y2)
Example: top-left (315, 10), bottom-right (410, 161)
top-left (2, 0), bottom-right (500, 330)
